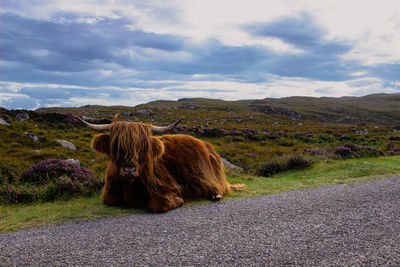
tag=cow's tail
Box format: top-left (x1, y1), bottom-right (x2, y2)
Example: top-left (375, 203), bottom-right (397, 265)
top-left (230, 183), bottom-right (245, 192)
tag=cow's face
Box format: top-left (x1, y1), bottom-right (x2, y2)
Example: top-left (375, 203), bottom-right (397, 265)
top-left (91, 121), bottom-right (165, 179)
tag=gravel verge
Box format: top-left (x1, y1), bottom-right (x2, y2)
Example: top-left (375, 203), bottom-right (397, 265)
top-left (1, 176), bottom-right (399, 266)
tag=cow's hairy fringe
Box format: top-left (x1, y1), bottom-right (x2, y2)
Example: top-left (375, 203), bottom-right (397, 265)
top-left (109, 121), bottom-right (181, 197)
top-left (109, 121), bottom-right (150, 163)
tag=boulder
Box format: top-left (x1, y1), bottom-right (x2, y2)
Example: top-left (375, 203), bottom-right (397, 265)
top-left (65, 158), bottom-right (81, 166)
top-left (221, 158), bottom-right (243, 172)
top-left (57, 140), bottom-right (77, 150)
top-left (25, 132), bottom-right (39, 142)
top-left (122, 111), bottom-right (132, 116)
top-left (0, 118), bottom-right (10, 126)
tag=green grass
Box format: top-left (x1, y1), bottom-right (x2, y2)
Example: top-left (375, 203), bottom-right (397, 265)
top-left (2, 155), bottom-right (400, 233)
top-left (0, 194), bottom-right (138, 233)
top-left (227, 156), bottom-right (400, 198)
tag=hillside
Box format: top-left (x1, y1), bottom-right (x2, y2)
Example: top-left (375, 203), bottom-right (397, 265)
top-left (1, 93), bottom-right (400, 208)
top-left (34, 93), bottom-right (400, 126)
top-left (2, 93), bottom-right (400, 173)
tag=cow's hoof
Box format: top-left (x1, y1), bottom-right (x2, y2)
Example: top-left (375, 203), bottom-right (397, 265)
top-left (175, 197), bottom-right (184, 207)
top-left (212, 194), bottom-right (222, 201)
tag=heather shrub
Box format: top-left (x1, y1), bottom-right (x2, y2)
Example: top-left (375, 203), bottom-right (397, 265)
top-left (21, 159), bottom-right (94, 185)
top-left (286, 155), bottom-right (312, 170)
top-left (0, 159), bottom-right (103, 204)
top-left (1, 184), bottom-right (36, 203)
top-left (332, 143), bottom-right (384, 159)
top-left (173, 125), bottom-right (265, 140)
top-left (267, 133), bottom-right (281, 140)
top-left (390, 147), bottom-right (400, 155)
top-left (344, 143), bottom-right (383, 158)
top-left (242, 128), bottom-right (259, 140)
top-left (332, 146), bottom-right (352, 158)
top-left (257, 159), bottom-right (283, 177)
top-left (257, 155), bottom-right (312, 177)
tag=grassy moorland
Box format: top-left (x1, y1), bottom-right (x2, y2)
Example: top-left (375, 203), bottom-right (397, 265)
top-left (1, 93), bottom-right (400, 232)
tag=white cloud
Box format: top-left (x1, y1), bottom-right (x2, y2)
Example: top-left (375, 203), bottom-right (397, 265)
top-left (2, 75), bottom-right (398, 109)
top-left (350, 71), bottom-right (367, 77)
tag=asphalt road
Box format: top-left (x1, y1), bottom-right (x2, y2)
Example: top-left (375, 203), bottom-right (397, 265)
top-left (1, 176), bottom-right (399, 266)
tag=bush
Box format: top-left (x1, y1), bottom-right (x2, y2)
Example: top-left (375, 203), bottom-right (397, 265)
top-left (257, 160), bottom-right (283, 177)
top-left (332, 143), bottom-right (384, 159)
top-left (390, 147), bottom-right (400, 155)
top-left (0, 159), bottom-right (103, 204)
top-left (287, 155), bottom-right (312, 170)
top-left (21, 159), bottom-right (94, 185)
top-left (332, 146), bottom-right (352, 158)
top-left (257, 155), bottom-right (312, 177)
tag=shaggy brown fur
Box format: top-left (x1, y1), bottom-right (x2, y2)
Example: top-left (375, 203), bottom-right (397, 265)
top-left (91, 120), bottom-right (233, 212)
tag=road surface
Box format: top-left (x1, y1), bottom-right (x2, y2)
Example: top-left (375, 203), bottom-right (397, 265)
top-left (1, 176), bottom-right (399, 266)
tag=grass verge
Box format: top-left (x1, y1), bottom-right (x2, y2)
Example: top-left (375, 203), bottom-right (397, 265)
top-left (2, 156), bottom-right (400, 233)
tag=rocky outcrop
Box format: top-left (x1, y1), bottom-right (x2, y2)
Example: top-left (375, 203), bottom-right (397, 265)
top-left (15, 112), bottom-right (30, 121)
top-left (249, 105), bottom-right (303, 119)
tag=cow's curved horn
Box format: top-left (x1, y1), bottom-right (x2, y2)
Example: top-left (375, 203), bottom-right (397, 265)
top-left (71, 114), bottom-right (111, 131)
top-left (150, 117), bottom-right (184, 133)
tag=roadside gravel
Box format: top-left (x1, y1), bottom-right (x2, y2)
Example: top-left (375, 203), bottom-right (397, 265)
top-left (1, 176), bottom-right (399, 266)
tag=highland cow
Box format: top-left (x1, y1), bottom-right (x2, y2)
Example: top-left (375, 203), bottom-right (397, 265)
top-left (74, 115), bottom-right (239, 212)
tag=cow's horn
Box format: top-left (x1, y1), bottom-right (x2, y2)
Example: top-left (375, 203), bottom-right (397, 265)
top-left (71, 114), bottom-right (111, 131)
top-left (150, 117), bottom-right (184, 133)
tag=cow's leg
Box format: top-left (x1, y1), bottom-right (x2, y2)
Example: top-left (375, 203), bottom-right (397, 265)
top-left (211, 194), bottom-right (222, 201)
top-left (102, 181), bottom-right (123, 206)
top-left (148, 194), bottom-right (184, 213)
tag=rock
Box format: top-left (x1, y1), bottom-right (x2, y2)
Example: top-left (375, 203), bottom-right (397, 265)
top-left (65, 158), bottom-right (81, 166)
top-left (0, 118), bottom-right (10, 126)
top-left (15, 112), bottom-right (30, 121)
top-left (25, 132), bottom-right (39, 142)
top-left (221, 158), bottom-right (243, 172)
top-left (136, 109), bottom-right (152, 116)
top-left (33, 149), bottom-right (41, 153)
top-left (57, 140), bottom-right (77, 150)
top-left (122, 111), bottom-right (132, 116)
top-left (183, 104), bottom-right (197, 110)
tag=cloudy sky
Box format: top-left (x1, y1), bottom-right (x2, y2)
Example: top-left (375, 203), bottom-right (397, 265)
top-left (1, 0), bottom-right (400, 109)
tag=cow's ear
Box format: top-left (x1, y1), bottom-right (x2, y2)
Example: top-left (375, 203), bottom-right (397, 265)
top-left (151, 137), bottom-right (165, 159)
top-left (91, 133), bottom-right (110, 155)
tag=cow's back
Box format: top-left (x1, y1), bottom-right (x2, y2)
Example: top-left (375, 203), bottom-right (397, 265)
top-left (158, 134), bottom-right (230, 199)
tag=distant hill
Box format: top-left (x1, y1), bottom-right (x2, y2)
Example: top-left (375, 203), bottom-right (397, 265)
top-left (35, 93), bottom-right (400, 126)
